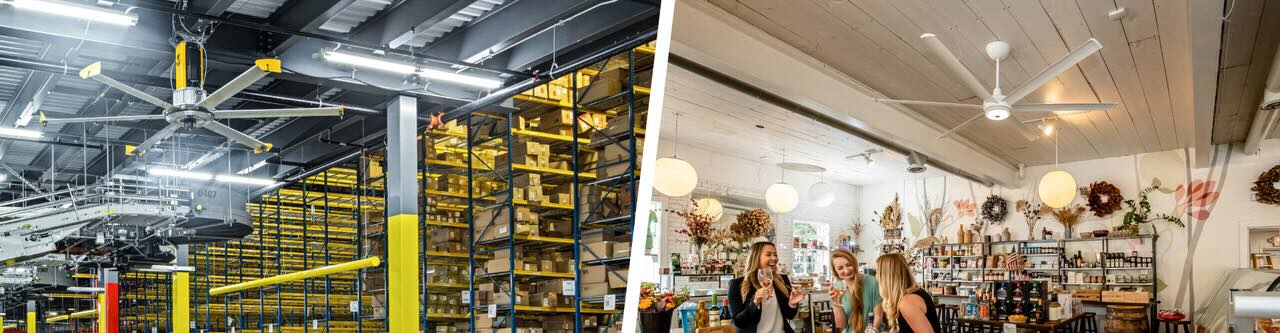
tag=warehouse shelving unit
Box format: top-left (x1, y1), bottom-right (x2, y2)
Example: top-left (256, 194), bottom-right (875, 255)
top-left (466, 43), bottom-right (651, 333)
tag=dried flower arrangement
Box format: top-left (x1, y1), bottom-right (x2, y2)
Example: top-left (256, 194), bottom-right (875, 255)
top-left (1253, 164), bottom-right (1280, 205)
top-left (1051, 204), bottom-right (1087, 234)
top-left (880, 194), bottom-right (902, 229)
top-left (667, 198), bottom-right (719, 247)
top-left (1016, 199), bottom-right (1049, 239)
top-left (980, 195), bottom-right (1009, 223)
top-left (729, 208), bottom-right (772, 244)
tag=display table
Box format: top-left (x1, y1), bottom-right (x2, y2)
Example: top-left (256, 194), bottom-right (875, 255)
top-left (954, 313), bottom-right (1088, 332)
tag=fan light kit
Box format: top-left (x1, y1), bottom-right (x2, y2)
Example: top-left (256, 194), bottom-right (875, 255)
top-left (4, 0), bottom-right (138, 26)
top-left (0, 127), bottom-right (44, 139)
top-left (41, 42), bottom-right (345, 156)
top-left (322, 51), bottom-right (503, 89)
top-left (875, 34), bottom-right (1114, 139)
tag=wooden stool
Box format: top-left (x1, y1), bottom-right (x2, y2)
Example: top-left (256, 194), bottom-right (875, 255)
top-left (1080, 312), bottom-right (1099, 333)
top-left (1158, 318), bottom-right (1192, 333)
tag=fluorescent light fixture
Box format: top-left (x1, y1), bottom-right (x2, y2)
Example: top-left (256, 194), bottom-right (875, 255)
top-left (147, 167), bottom-right (212, 181)
top-left (418, 67), bottom-right (502, 89)
top-left (322, 51), bottom-right (502, 89)
top-left (237, 160), bottom-right (268, 175)
top-left (322, 51), bottom-right (416, 74)
top-left (7, 0), bottom-right (138, 26)
top-left (214, 174), bottom-right (279, 187)
top-left (65, 287), bottom-right (104, 293)
top-left (0, 127), bottom-right (43, 139)
top-left (0, 175), bottom-right (7, 182)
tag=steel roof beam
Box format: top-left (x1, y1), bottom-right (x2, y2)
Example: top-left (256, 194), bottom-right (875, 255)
top-left (502, 2), bottom-right (655, 71)
top-left (422, 0), bottom-right (597, 65)
top-left (349, 0), bottom-right (474, 49)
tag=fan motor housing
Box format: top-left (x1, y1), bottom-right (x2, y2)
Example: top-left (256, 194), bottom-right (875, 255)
top-left (172, 87), bottom-right (206, 108)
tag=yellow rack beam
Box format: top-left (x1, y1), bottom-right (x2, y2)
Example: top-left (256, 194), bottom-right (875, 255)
top-left (210, 257), bottom-right (380, 296)
top-left (46, 309), bottom-right (96, 323)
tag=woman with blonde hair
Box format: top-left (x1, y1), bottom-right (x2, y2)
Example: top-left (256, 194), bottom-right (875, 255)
top-left (876, 253), bottom-right (941, 333)
top-left (829, 249), bottom-right (883, 333)
top-left (727, 241), bottom-right (806, 333)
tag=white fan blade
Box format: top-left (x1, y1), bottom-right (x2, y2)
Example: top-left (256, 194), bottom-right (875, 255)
top-left (920, 33), bottom-right (992, 100)
top-left (79, 62), bottom-right (175, 111)
top-left (133, 123), bottom-right (183, 156)
top-left (1005, 39), bottom-right (1102, 104)
top-left (936, 111), bottom-right (987, 139)
top-left (1012, 103), bottom-right (1116, 112)
top-left (198, 59), bottom-right (280, 110)
top-left (874, 99), bottom-right (983, 109)
top-left (213, 106), bottom-right (344, 119)
top-left (202, 121), bottom-right (272, 154)
top-left (40, 113), bottom-right (164, 125)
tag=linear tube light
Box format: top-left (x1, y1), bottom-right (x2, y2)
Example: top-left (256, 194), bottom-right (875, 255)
top-left (322, 51), bottom-right (502, 89)
top-left (0, 127), bottom-right (44, 139)
top-left (214, 174), bottom-right (278, 187)
top-left (147, 167), bottom-right (212, 181)
top-left (6, 0), bottom-right (138, 26)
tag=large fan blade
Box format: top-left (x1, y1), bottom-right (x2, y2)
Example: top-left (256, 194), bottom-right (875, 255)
top-left (920, 33), bottom-right (992, 101)
top-left (202, 121), bottom-right (272, 154)
top-left (39, 113), bottom-right (165, 125)
top-left (79, 62), bottom-right (175, 111)
top-left (1004, 39), bottom-right (1102, 104)
top-left (133, 123), bottom-right (182, 156)
top-left (198, 59), bottom-right (281, 110)
top-left (936, 111), bottom-right (988, 139)
top-left (874, 99), bottom-right (983, 109)
top-left (1012, 103), bottom-right (1116, 113)
top-left (212, 106), bottom-right (344, 119)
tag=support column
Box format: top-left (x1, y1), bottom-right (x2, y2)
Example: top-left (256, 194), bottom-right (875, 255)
top-left (26, 300), bottom-right (37, 333)
top-left (386, 95), bottom-right (419, 333)
top-left (103, 270), bottom-right (119, 333)
top-left (173, 245), bottom-right (191, 333)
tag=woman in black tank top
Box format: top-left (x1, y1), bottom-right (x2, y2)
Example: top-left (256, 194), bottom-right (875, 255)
top-left (875, 254), bottom-right (943, 333)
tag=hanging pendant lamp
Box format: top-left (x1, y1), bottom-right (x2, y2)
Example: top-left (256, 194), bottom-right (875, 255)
top-left (655, 113), bottom-right (698, 196)
top-left (1038, 131), bottom-right (1075, 208)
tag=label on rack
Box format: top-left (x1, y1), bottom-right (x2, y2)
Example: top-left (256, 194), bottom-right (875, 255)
top-left (461, 291), bottom-right (471, 304)
top-left (312, 320), bottom-right (318, 330)
top-left (190, 321), bottom-right (196, 329)
top-left (349, 301), bottom-right (359, 313)
top-left (562, 281), bottom-right (575, 296)
top-left (604, 295), bottom-right (616, 310)
top-left (1002, 323), bottom-right (1017, 333)
top-left (487, 304), bottom-right (498, 318)
top-left (265, 324), bottom-right (272, 333)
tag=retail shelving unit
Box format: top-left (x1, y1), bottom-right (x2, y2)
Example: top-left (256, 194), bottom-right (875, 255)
top-left (924, 235), bottom-right (1159, 329)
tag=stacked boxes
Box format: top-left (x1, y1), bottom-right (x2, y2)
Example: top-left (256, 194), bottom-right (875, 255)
top-left (496, 141), bottom-right (552, 171)
top-left (428, 228), bottom-right (468, 254)
top-left (537, 109), bottom-right (609, 135)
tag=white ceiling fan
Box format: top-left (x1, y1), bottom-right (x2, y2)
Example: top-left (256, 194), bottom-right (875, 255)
top-left (38, 42), bottom-right (344, 156)
top-left (875, 33), bottom-right (1115, 139)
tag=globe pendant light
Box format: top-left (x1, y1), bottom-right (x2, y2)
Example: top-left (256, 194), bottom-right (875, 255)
top-left (654, 112), bottom-right (698, 197)
top-left (809, 176), bottom-right (835, 207)
top-left (694, 197), bottom-right (724, 220)
top-left (1038, 131), bottom-right (1075, 208)
top-left (766, 182), bottom-right (799, 213)
top-left (655, 157), bottom-right (697, 196)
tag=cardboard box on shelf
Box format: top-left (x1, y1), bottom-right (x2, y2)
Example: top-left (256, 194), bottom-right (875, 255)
top-left (611, 241), bottom-right (631, 258)
top-left (580, 68), bottom-right (627, 103)
top-left (539, 219), bottom-right (572, 238)
top-left (473, 209), bottom-right (512, 242)
top-left (485, 250), bottom-right (512, 274)
top-left (582, 282), bottom-right (609, 295)
top-left (513, 174), bottom-right (542, 188)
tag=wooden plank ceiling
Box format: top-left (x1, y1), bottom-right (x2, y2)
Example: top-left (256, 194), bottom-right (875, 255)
top-left (707, 0), bottom-right (1198, 166)
top-left (1213, 0), bottom-right (1280, 143)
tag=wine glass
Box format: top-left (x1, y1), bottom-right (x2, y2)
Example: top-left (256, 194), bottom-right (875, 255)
top-left (758, 268), bottom-right (773, 289)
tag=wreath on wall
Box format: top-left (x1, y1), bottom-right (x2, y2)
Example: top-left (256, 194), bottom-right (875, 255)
top-left (1252, 164), bottom-right (1280, 205)
top-left (1084, 181), bottom-right (1124, 217)
top-left (980, 194), bottom-right (1008, 223)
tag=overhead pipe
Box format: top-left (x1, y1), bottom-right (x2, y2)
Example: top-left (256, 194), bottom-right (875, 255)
top-left (1243, 42), bottom-right (1280, 154)
top-left (443, 27), bottom-right (657, 120)
top-left (209, 256), bottom-right (380, 296)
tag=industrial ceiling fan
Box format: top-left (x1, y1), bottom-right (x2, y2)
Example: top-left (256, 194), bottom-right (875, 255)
top-left (39, 41), bottom-right (345, 155)
top-left (875, 33), bottom-right (1116, 139)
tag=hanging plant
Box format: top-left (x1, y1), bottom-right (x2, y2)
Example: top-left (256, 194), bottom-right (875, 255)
top-left (1121, 184), bottom-right (1185, 234)
top-left (1252, 164), bottom-right (1280, 205)
top-left (1084, 181), bottom-right (1124, 217)
top-left (980, 195), bottom-right (1009, 223)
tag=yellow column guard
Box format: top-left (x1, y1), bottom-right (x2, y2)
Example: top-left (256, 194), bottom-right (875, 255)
top-left (26, 311), bottom-right (35, 333)
top-left (97, 294), bottom-right (106, 333)
top-left (209, 256), bottom-right (380, 296)
top-left (45, 309), bottom-right (96, 323)
top-left (172, 271), bottom-right (190, 333)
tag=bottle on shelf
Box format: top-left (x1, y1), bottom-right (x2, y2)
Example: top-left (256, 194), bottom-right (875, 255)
top-left (708, 294), bottom-right (721, 324)
top-left (720, 298), bottom-right (732, 325)
top-left (1048, 292), bottom-right (1062, 321)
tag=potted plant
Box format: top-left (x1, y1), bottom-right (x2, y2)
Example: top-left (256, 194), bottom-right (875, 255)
top-left (638, 282), bottom-right (688, 333)
top-left (1120, 184), bottom-right (1185, 236)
